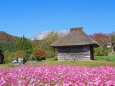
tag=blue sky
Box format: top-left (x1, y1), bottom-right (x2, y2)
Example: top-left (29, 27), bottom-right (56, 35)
top-left (0, 0), bottom-right (115, 38)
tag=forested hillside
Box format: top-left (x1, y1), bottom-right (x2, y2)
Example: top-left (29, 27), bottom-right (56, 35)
top-left (0, 31), bottom-right (20, 43)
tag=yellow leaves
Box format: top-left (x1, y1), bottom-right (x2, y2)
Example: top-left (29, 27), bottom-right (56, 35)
top-left (14, 50), bottom-right (25, 59)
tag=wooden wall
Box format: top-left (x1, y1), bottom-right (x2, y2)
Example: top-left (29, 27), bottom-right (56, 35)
top-left (58, 46), bottom-right (91, 61)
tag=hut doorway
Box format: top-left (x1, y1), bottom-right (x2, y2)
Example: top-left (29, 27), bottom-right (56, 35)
top-left (113, 46), bottom-right (115, 52)
top-left (90, 46), bottom-right (94, 60)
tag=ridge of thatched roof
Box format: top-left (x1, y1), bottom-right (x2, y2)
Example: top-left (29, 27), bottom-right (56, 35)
top-left (51, 27), bottom-right (99, 47)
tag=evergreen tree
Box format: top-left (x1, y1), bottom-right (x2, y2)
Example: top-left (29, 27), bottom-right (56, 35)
top-left (0, 42), bottom-right (16, 52)
top-left (13, 35), bottom-right (33, 60)
top-left (14, 35), bottom-right (32, 51)
top-left (0, 44), bottom-right (4, 64)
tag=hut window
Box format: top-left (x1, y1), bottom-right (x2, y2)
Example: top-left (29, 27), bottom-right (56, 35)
top-left (59, 49), bottom-right (71, 53)
top-left (83, 47), bottom-right (90, 52)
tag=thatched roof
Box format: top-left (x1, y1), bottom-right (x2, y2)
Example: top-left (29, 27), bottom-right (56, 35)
top-left (51, 27), bottom-right (99, 47)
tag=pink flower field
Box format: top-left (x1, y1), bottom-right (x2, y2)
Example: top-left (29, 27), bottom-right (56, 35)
top-left (0, 65), bottom-right (115, 86)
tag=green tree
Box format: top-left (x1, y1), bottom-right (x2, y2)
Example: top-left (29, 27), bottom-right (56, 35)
top-left (39, 32), bottom-right (59, 58)
top-left (0, 44), bottom-right (4, 64)
top-left (14, 36), bottom-right (32, 51)
top-left (31, 41), bottom-right (39, 51)
top-left (111, 35), bottom-right (115, 44)
top-left (13, 35), bottom-right (33, 60)
top-left (94, 47), bottom-right (108, 56)
top-left (4, 50), bottom-right (13, 63)
top-left (0, 42), bottom-right (16, 52)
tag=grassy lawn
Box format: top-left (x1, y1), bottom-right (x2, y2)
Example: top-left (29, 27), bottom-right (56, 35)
top-left (0, 64), bottom-right (18, 69)
top-left (26, 60), bottom-right (38, 63)
top-left (36, 60), bottom-right (115, 67)
top-left (0, 60), bottom-right (115, 69)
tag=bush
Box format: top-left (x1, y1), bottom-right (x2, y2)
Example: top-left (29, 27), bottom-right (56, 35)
top-left (97, 56), bottom-right (115, 62)
top-left (94, 47), bottom-right (108, 56)
top-left (28, 54), bottom-right (36, 61)
top-left (3, 50), bottom-right (13, 63)
top-left (51, 56), bottom-right (58, 61)
top-left (4, 56), bottom-right (13, 63)
top-left (34, 49), bottom-right (46, 61)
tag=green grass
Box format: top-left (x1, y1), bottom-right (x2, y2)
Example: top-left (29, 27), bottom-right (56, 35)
top-left (108, 52), bottom-right (115, 56)
top-left (0, 64), bottom-right (18, 69)
top-left (96, 56), bottom-right (115, 62)
top-left (35, 60), bottom-right (115, 67)
top-left (26, 60), bottom-right (38, 63)
top-left (0, 60), bottom-right (115, 69)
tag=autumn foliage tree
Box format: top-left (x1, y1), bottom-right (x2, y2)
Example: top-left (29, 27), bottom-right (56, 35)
top-left (39, 32), bottom-right (59, 58)
top-left (0, 31), bottom-right (19, 43)
top-left (90, 33), bottom-right (111, 48)
top-left (34, 49), bottom-right (46, 61)
top-left (14, 50), bottom-right (25, 59)
top-left (90, 33), bottom-right (111, 56)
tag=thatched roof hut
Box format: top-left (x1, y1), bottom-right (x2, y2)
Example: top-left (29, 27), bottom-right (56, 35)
top-left (51, 27), bottom-right (99, 61)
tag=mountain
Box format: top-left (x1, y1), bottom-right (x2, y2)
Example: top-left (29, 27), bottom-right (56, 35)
top-left (30, 30), bottom-right (69, 40)
top-left (30, 30), bottom-right (115, 40)
top-left (0, 31), bottom-right (20, 43)
top-left (107, 32), bottom-right (115, 36)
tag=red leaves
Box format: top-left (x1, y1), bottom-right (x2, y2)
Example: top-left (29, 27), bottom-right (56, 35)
top-left (0, 31), bottom-right (19, 43)
top-left (90, 33), bottom-right (111, 41)
top-left (34, 49), bottom-right (46, 59)
top-left (90, 33), bottom-right (111, 48)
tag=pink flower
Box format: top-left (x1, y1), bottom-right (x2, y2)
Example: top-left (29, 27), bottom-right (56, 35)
top-left (0, 65), bottom-right (114, 85)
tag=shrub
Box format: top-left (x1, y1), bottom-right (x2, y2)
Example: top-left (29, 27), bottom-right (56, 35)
top-left (28, 54), bottom-right (36, 61)
top-left (51, 56), bottom-right (58, 61)
top-left (94, 47), bottom-right (108, 56)
top-left (4, 56), bottom-right (13, 63)
top-left (34, 49), bottom-right (46, 61)
top-left (3, 50), bottom-right (13, 63)
top-left (97, 56), bottom-right (115, 62)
